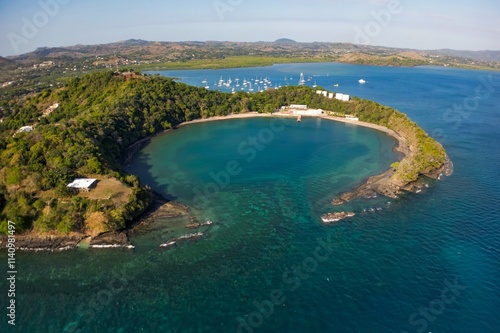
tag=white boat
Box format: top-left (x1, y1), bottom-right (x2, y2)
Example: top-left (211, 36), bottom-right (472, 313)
top-left (359, 79), bottom-right (366, 84)
top-left (299, 73), bottom-right (305, 86)
top-left (313, 81), bottom-right (317, 88)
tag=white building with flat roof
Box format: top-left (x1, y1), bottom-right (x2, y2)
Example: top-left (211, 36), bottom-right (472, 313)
top-left (67, 178), bottom-right (97, 192)
top-left (289, 104), bottom-right (308, 110)
top-left (18, 126), bottom-right (34, 133)
top-left (345, 115), bottom-right (359, 121)
top-left (335, 93), bottom-right (351, 102)
top-left (292, 108), bottom-right (323, 116)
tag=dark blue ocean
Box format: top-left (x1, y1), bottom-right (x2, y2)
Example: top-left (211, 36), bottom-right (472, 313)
top-left (2, 63), bottom-right (500, 333)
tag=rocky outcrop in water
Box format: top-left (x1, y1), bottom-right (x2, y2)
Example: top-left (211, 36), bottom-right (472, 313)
top-left (89, 231), bottom-right (135, 249)
top-left (321, 212), bottom-right (356, 223)
top-left (160, 232), bottom-right (204, 248)
top-left (186, 221), bottom-right (213, 229)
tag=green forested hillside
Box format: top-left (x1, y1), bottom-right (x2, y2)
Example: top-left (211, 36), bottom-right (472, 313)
top-left (0, 71), bottom-right (446, 234)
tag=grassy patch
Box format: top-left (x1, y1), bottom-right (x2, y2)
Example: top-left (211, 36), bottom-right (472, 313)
top-left (79, 177), bottom-right (132, 205)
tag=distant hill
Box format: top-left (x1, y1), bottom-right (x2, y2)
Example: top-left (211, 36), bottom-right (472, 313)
top-left (430, 49), bottom-right (500, 62)
top-left (0, 56), bottom-right (14, 64)
top-left (2, 40), bottom-right (498, 86)
top-left (0, 56), bottom-right (16, 70)
top-left (274, 38), bottom-right (297, 44)
top-left (8, 39), bottom-right (498, 67)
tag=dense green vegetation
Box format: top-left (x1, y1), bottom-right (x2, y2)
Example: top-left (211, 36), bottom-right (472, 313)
top-left (0, 71), bottom-right (446, 234)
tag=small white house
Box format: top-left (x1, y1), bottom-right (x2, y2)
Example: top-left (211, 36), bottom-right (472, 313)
top-left (18, 126), bottom-right (34, 133)
top-left (67, 178), bottom-right (97, 192)
top-left (328, 93), bottom-right (334, 99)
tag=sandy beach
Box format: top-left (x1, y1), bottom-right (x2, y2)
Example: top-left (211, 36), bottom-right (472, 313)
top-left (176, 112), bottom-right (407, 155)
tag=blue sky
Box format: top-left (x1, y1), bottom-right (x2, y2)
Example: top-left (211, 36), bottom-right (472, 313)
top-left (0, 0), bottom-right (499, 56)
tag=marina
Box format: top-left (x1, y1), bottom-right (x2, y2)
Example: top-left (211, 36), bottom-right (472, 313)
top-left (146, 63), bottom-right (376, 97)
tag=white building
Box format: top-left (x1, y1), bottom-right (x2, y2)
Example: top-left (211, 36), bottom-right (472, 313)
top-left (328, 93), bottom-right (334, 99)
top-left (293, 109), bottom-right (323, 116)
top-left (43, 103), bottom-right (59, 117)
top-left (345, 115), bottom-right (359, 121)
top-left (18, 126), bottom-right (34, 133)
top-left (289, 104), bottom-right (308, 110)
top-left (316, 90), bottom-right (330, 97)
top-left (284, 104), bottom-right (323, 116)
top-left (335, 93), bottom-right (351, 102)
top-left (67, 178), bottom-right (97, 192)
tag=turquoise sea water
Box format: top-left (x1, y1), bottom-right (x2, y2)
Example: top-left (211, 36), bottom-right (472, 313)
top-left (2, 63), bottom-right (500, 333)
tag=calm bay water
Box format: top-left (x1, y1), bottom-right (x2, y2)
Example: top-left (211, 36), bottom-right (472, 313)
top-left (2, 63), bottom-right (500, 333)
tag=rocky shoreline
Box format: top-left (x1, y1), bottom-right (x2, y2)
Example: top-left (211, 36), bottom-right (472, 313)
top-left (0, 190), bottom-right (193, 251)
top-left (331, 155), bottom-right (453, 206)
top-left (127, 191), bottom-right (191, 231)
top-left (89, 232), bottom-right (135, 249)
top-left (0, 233), bottom-right (86, 252)
top-left (329, 113), bottom-right (454, 207)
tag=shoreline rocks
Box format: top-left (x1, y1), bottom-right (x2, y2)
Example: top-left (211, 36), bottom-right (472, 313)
top-left (321, 212), bottom-right (356, 223)
top-left (160, 232), bottom-right (204, 248)
top-left (331, 154), bottom-right (454, 206)
top-left (89, 231), bottom-right (135, 249)
top-left (129, 194), bottom-right (190, 232)
top-left (0, 234), bottom-right (85, 252)
top-left (186, 220), bottom-right (213, 229)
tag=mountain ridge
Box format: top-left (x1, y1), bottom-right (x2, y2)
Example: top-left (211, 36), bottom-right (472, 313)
top-left (5, 40), bottom-right (500, 63)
